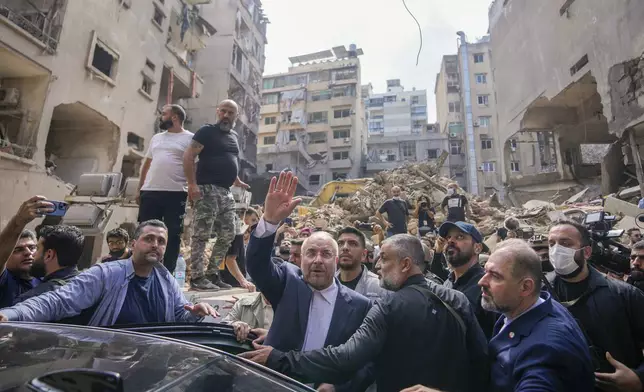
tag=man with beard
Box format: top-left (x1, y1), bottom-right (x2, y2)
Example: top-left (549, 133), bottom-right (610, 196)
top-left (13, 225), bottom-right (84, 304)
top-left (183, 99), bottom-right (250, 291)
top-left (0, 220), bottom-right (218, 325)
top-left (137, 104), bottom-right (193, 273)
top-left (439, 221), bottom-right (498, 339)
top-left (242, 232), bottom-right (489, 392)
top-left (628, 241), bottom-right (644, 291)
top-left (548, 220), bottom-right (644, 392)
top-left (336, 226), bottom-right (388, 300)
top-left (479, 239), bottom-right (594, 391)
top-left (0, 196), bottom-right (55, 308)
top-left (101, 228), bottom-right (133, 262)
top-left (243, 171), bottom-right (372, 391)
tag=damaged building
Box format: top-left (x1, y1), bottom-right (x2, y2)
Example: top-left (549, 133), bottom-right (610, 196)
top-left (489, 0), bottom-right (644, 204)
top-left (0, 0), bottom-right (220, 265)
top-left (256, 45), bottom-right (368, 193)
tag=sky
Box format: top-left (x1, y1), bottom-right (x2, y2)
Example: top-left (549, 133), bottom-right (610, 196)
top-left (261, 0), bottom-right (491, 123)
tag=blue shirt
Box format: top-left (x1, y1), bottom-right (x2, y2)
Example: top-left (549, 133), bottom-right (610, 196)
top-left (0, 269), bottom-right (39, 309)
top-left (115, 273), bottom-right (166, 325)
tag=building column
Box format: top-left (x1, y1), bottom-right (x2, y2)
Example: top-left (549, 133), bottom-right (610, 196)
top-left (628, 128), bottom-right (644, 197)
top-left (600, 141), bottom-right (625, 195)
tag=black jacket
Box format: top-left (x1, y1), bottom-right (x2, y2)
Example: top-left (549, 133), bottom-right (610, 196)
top-left (549, 267), bottom-right (644, 383)
top-left (267, 274), bottom-right (490, 392)
top-left (14, 266), bottom-right (80, 304)
top-left (444, 263), bottom-right (499, 340)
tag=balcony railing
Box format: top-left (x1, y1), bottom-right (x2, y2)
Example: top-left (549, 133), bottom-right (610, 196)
top-left (0, 3), bottom-right (62, 52)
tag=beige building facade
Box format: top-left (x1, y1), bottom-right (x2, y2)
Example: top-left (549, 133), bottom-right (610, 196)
top-left (489, 0), bottom-right (644, 197)
top-left (257, 46), bottom-right (367, 193)
top-left (0, 0), bottom-right (227, 265)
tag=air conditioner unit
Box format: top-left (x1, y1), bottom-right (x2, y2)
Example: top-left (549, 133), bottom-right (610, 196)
top-left (450, 132), bottom-right (458, 138)
top-left (0, 88), bottom-right (20, 108)
top-left (479, 165), bottom-right (485, 171)
top-left (343, 138), bottom-right (350, 143)
top-left (76, 173), bottom-right (123, 197)
top-left (473, 121), bottom-right (480, 127)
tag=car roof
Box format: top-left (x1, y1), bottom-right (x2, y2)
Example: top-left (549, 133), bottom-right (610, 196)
top-left (0, 322), bottom-right (312, 392)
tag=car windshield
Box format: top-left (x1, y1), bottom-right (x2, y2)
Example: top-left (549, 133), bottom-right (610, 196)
top-left (0, 323), bottom-right (307, 392)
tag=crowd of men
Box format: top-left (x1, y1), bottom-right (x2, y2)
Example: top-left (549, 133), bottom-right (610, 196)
top-left (1, 98), bottom-right (644, 391)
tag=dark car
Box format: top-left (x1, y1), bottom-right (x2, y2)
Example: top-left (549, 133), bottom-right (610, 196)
top-left (0, 322), bottom-right (313, 392)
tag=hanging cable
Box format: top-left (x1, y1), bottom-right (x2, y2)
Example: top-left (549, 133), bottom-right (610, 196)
top-left (402, 0), bottom-right (423, 66)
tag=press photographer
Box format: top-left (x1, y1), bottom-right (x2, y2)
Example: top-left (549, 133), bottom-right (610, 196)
top-left (414, 195), bottom-right (435, 238)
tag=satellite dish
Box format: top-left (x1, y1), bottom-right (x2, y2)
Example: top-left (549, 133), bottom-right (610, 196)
top-left (636, 213), bottom-right (644, 229)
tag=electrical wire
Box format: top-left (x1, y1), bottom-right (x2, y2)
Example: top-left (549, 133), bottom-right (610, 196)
top-left (402, 0), bottom-right (423, 66)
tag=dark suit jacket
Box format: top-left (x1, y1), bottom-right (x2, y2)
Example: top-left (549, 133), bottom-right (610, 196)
top-left (246, 230), bottom-right (372, 352)
top-left (489, 292), bottom-right (594, 392)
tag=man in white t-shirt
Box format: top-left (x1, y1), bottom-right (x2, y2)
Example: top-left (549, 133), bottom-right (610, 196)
top-left (137, 104), bottom-right (193, 273)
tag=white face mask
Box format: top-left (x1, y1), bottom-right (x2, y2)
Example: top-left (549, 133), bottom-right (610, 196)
top-left (549, 244), bottom-right (581, 275)
top-left (447, 189), bottom-right (455, 196)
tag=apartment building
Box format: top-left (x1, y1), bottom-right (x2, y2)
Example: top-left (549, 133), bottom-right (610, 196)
top-left (256, 45), bottom-right (367, 193)
top-left (363, 80), bottom-right (450, 178)
top-left (186, 0), bottom-right (267, 179)
top-left (0, 0), bottom-right (216, 264)
top-left (489, 0), bottom-right (643, 198)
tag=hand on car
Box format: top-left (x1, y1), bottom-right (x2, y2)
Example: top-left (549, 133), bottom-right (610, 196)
top-left (15, 196), bottom-right (54, 225)
top-left (238, 341), bottom-right (274, 365)
top-left (263, 172), bottom-right (301, 225)
top-left (251, 328), bottom-right (268, 345)
top-left (184, 303), bottom-right (219, 318)
top-left (232, 321), bottom-right (251, 342)
top-left (241, 280), bottom-right (256, 292)
top-left (0, 314), bottom-right (7, 322)
top-left (317, 384), bottom-right (335, 392)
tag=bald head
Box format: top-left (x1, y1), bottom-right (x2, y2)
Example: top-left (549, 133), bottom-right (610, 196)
top-left (302, 231), bottom-right (338, 256)
top-left (301, 231), bottom-right (338, 290)
top-left (219, 99), bottom-right (239, 112)
top-left (216, 99), bottom-right (239, 131)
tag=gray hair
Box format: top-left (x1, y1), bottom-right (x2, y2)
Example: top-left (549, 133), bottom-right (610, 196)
top-left (382, 234), bottom-right (424, 266)
top-left (494, 239), bottom-right (542, 295)
top-left (19, 229), bottom-right (36, 242)
top-left (632, 240), bottom-right (644, 251)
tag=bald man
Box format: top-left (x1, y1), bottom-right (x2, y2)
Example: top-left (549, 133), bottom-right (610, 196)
top-left (376, 186), bottom-right (411, 237)
top-left (183, 99), bottom-right (250, 291)
top-left (245, 171), bottom-right (372, 390)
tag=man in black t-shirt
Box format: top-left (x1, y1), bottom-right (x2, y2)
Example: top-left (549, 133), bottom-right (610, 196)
top-left (376, 186), bottom-right (411, 236)
top-left (441, 183), bottom-right (469, 222)
top-left (183, 99), bottom-right (250, 291)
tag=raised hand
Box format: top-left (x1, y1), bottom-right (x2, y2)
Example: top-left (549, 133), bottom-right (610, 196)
top-left (263, 171), bottom-right (302, 225)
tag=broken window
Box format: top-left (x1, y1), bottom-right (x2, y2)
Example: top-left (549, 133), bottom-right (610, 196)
top-left (265, 163), bottom-right (273, 172)
top-left (90, 36), bottom-right (119, 82)
top-left (332, 85), bottom-right (356, 98)
top-left (127, 132), bottom-right (144, 151)
top-left (332, 172), bottom-right (348, 180)
top-left (145, 59), bottom-right (156, 71)
top-left (309, 71), bottom-right (330, 83)
top-left (308, 111), bottom-right (328, 124)
top-left (482, 162), bottom-right (496, 172)
top-left (141, 75), bottom-right (153, 96)
top-left (473, 53), bottom-right (484, 63)
top-left (333, 129), bottom-right (350, 139)
top-left (334, 108), bottom-right (351, 118)
top-left (309, 174), bottom-right (321, 186)
top-left (481, 139), bottom-right (493, 150)
top-left (427, 149), bottom-right (439, 159)
top-left (477, 95), bottom-right (489, 106)
top-left (510, 161), bottom-right (520, 172)
top-left (448, 102), bottom-right (461, 112)
top-left (263, 136), bottom-right (275, 144)
top-left (450, 142), bottom-right (462, 155)
top-left (475, 73), bottom-right (487, 84)
top-left (333, 151), bottom-right (349, 160)
top-left (152, 5), bottom-right (165, 28)
top-left (400, 141), bottom-right (416, 160)
top-left (264, 116), bottom-right (276, 125)
top-left (309, 132), bottom-right (327, 144)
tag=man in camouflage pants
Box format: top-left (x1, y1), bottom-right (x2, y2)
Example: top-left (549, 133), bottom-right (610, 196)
top-left (183, 99), bottom-right (249, 291)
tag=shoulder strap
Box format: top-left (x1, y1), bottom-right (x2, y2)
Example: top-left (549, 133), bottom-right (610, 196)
top-left (410, 285), bottom-right (467, 341)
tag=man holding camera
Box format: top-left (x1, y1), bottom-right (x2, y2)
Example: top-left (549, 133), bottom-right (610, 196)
top-left (547, 221), bottom-right (644, 392)
top-left (414, 196), bottom-right (435, 238)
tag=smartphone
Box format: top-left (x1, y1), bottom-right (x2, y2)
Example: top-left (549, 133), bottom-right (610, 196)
top-left (284, 217), bottom-right (293, 226)
top-left (45, 200), bottom-right (69, 217)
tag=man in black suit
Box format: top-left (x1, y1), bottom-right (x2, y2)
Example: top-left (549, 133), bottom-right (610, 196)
top-left (243, 171), bottom-right (372, 391)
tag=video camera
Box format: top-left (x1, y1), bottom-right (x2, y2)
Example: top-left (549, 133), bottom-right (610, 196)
top-left (582, 211), bottom-right (631, 275)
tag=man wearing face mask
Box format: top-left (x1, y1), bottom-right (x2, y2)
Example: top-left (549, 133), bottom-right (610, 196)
top-left (548, 220), bottom-right (644, 392)
top-left (183, 99), bottom-right (250, 291)
top-left (441, 183), bottom-right (469, 223)
top-left (628, 241), bottom-right (644, 292)
top-left (137, 104), bottom-right (193, 273)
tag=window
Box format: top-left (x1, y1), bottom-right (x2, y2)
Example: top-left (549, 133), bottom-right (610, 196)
top-left (411, 106), bottom-right (427, 114)
top-left (263, 136), bottom-right (275, 145)
top-left (473, 53), bottom-right (484, 63)
top-left (333, 129), bottom-right (350, 139)
top-left (368, 98), bottom-right (384, 107)
top-left (333, 68), bottom-right (357, 81)
top-left (265, 163), bottom-right (273, 172)
top-left (288, 131), bottom-right (297, 142)
top-left (334, 109), bottom-right (351, 118)
top-left (333, 151), bottom-right (349, 160)
top-left (478, 116), bottom-right (491, 127)
top-left (309, 70), bottom-right (330, 83)
top-left (308, 111), bottom-right (328, 124)
top-left (309, 174), bottom-right (321, 186)
top-left (448, 102), bottom-right (461, 113)
top-left (400, 141), bottom-right (415, 159)
top-left (88, 33), bottom-right (120, 83)
top-left (333, 172), bottom-right (348, 180)
top-left (477, 95), bottom-right (489, 106)
top-left (263, 78), bottom-right (274, 89)
top-left (140, 75), bottom-right (153, 96)
top-left (510, 161), bottom-right (520, 172)
top-left (152, 4), bottom-right (165, 29)
top-left (310, 90), bottom-right (332, 101)
top-left (411, 95), bottom-right (420, 104)
top-left (371, 114), bottom-right (384, 120)
top-left (309, 132), bottom-right (327, 144)
top-left (509, 139), bottom-right (518, 150)
top-left (332, 85), bottom-right (355, 97)
top-left (264, 116), bottom-right (276, 125)
top-left (384, 95), bottom-right (397, 103)
top-left (427, 149), bottom-right (439, 159)
top-left (127, 132), bottom-right (144, 151)
top-left (482, 162), bottom-right (496, 172)
top-left (481, 139), bottom-right (493, 150)
top-left (450, 142), bottom-right (462, 155)
top-left (261, 93), bottom-right (278, 105)
top-left (475, 73), bottom-right (487, 84)
top-left (145, 59), bottom-right (155, 71)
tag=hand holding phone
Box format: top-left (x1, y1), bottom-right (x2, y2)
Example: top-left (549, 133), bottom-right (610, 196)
top-left (15, 196), bottom-right (55, 225)
top-left (44, 201), bottom-right (69, 217)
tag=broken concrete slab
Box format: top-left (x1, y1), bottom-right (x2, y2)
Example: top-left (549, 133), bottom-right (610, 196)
top-left (565, 188), bottom-right (589, 204)
top-left (604, 196), bottom-right (642, 218)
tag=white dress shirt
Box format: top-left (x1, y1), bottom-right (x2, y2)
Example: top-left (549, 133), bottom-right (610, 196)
top-left (253, 217), bottom-right (338, 351)
top-left (498, 296), bottom-right (545, 335)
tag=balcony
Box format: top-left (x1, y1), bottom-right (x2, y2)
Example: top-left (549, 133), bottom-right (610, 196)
top-left (366, 161), bottom-right (398, 172)
top-left (0, 1), bottom-right (65, 53)
top-left (330, 95), bottom-right (355, 107)
top-left (260, 103), bottom-right (278, 114)
top-left (329, 137), bottom-right (352, 148)
top-left (329, 158), bottom-right (353, 169)
top-left (330, 116), bottom-right (352, 127)
top-left (257, 143), bottom-right (298, 155)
